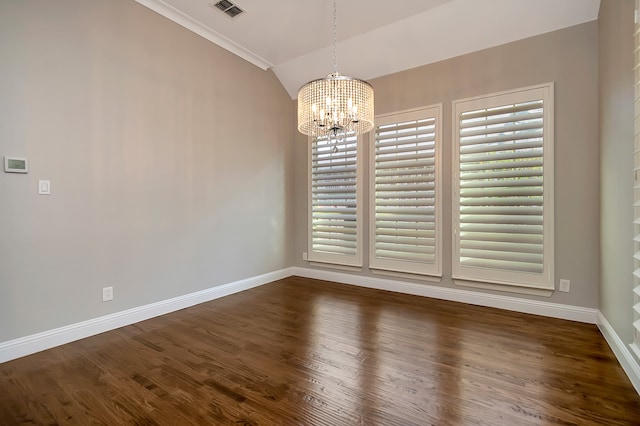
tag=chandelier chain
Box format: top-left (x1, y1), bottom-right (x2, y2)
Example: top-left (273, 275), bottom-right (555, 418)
top-left (333, 1), bottom-right (337, 74)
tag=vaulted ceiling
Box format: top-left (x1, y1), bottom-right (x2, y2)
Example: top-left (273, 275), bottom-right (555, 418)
top-left (135, 0), bottom-right (601, 98)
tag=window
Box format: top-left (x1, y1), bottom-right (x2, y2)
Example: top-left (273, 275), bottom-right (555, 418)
top-left (452, 84), bottom-right (554, 292)
top-left (369, 106), bottom-right (442, 277)
top-left (308, 132), bottom-right (362, 267)
top-left (632, 0), bottom-right (640, 359)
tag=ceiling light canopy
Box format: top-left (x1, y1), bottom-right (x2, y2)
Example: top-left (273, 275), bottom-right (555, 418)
top-left (297, 1), bottom-right (374, 138)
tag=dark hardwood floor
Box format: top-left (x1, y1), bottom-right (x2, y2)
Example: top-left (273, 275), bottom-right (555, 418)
top-left (0, 276), bottom-right (639, 425)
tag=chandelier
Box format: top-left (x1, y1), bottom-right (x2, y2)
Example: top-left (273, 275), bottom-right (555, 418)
top-left (297, 1), bottom-right (374, 139)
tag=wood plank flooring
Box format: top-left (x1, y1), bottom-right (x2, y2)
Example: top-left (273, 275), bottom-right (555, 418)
top-left (0, 276), bottom-right (639, 425)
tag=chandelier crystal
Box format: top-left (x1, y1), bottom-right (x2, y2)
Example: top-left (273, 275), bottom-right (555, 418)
top-left (297, 1), bottom-right (374, 138)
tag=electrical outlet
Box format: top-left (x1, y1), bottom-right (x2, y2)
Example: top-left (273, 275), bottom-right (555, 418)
top-left (559, 279), bottom-right (570, 292)
top-left (102, 286), bottom-right (113, 302)
top-left (302, 251), bottom-right (308, 261)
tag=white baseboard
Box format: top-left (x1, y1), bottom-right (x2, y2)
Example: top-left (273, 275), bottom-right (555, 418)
top-left (290, 267), bottom-right (598, 324)
top-left (5, 266), bottom-right (637, 397)
top-left (596, 312), bottom-right (640, 394)
top-left (0, 268), bottom-right (294, 364)
top-left (0, 266), bottom-right (601, 365)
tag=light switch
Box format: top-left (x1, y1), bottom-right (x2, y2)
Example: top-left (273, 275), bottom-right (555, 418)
top-left (38, 180), bottom-right (51, 195)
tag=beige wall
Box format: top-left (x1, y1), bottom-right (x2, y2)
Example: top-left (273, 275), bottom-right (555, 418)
top-left (599, 0), bottom-right (635, 343)
top-left (0, 0), bottom-right (611, 345)
top-left (0, 0), bottom-right (294, 342)
top-left (293, 22), bottom-right (600, 308)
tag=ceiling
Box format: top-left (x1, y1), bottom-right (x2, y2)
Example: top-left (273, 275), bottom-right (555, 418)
top-left (134, 0), bottom-right (601, 99)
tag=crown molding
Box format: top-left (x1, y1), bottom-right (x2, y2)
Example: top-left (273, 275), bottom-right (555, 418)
top-left (134, 0), bottom-right (273, 71)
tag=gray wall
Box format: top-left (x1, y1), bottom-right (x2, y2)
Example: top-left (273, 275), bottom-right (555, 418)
top-left (293, 22), bottom-right (600, 308)
top-left (0, 1), bottom-right (611, 345)
top-left (0, 0), bottom-right (294, 342)
top-left (599, 0), bottom-right (635, 343)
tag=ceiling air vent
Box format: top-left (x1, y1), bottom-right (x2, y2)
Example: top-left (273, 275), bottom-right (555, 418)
top-left (212, 0), bottom-right (244, 18)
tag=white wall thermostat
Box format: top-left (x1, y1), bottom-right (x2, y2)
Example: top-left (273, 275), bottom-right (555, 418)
top-left (4, 156), bottom-right (28, 173)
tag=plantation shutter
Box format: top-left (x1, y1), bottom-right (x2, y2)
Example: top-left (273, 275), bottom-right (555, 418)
top-left (309, 133), bottom-right (362, 266)
top-left (370, 106), bottom-right (442, 276)
top-left (632, 1), bottom-right (640, 359)
top-left (452, 84), bottom-right (554, 290)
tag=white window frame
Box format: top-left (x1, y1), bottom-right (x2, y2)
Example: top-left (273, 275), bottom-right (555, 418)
top-left (307, 133), bottom-right (363, 268)
top-left (369, 105), bottom-right (442, 277)
top-left (452, 83), bottom-right (555, 293)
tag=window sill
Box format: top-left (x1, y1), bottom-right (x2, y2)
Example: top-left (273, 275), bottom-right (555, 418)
top-left (308, 261), bottom-right (363, 273)
top-left (370, 268), bottom-right (442, 283)
top-left (453, 278), bottom-right (554, 297)
top-left (631, 343), bottom-right (640, 363)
